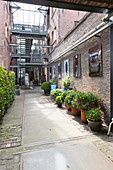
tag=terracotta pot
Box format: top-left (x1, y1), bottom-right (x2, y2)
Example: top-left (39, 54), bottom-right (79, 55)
top-left (71, 107), bottom-right (79, 116)
top-left (66, 103), bottom-right (71, 111)
top-left (81, 110), bottom-right (87, 123)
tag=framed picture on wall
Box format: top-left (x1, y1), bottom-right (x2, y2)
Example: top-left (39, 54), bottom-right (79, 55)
top-left (49, 67), bottom-right (52, 80)
top-left (58, 62), bottom-right (62, 79)
top-left (88, 44), bottom-right (102, 77)
top-left (73, 54), bottom-right (81, 78)
top-left (64, 59), bottom-right (69, 77)
top-left (53, 65), bottom-right (56, 77)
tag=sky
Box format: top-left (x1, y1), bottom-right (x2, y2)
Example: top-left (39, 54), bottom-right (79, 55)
top-left (12, 2), bottom-right (47, 26)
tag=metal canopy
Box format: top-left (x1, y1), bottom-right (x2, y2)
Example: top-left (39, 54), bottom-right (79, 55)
top-left (6, 0), bottom-right (113, 13)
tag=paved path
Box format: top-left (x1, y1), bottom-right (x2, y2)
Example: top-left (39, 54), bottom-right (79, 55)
top-left (22, 88), bottom-right (84, 145)
top-left (0, 87), bottom-right (113, 170)
top-left (21, 87), bottom-right (113, 170)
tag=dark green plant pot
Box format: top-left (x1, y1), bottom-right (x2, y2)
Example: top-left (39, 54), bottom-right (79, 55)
top-left (57, 103), bottom-right (62, 108)
top-left (44, 90), bottom-right (50, 96)
top-left (87, 119), bottom-right (102, 131)
top-left (15, 89), bottom-right (20, 95)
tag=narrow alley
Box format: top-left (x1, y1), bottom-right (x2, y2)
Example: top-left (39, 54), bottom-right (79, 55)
top-left (0, 87), bottom-right (113, 170)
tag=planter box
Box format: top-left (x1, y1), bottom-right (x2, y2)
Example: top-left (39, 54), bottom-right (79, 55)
top-left (50, 94), bottom-right (56, 101)
top-left (63, 87), bottom-right (73, 91)
top-left (51, 84), bottom-right (57, 91)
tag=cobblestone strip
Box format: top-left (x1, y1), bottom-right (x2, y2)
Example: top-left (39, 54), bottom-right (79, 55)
top-left (94, 138), bottom-right (113, 162)
top-left (0, 154), bottom-right (21, 170)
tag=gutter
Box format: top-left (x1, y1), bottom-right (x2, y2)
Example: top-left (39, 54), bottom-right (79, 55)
top-left (48, 19), bottom-right (113, 65)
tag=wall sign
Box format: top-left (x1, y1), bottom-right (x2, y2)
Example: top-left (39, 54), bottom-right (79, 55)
top-left (58, 62), bottom-right (62, 79)
top-left (73, 54), bottom-right (81, 77)
top-left (88, 44), bottom-right (102, 77)
top-left (64, 59), bottom-right (69, 77)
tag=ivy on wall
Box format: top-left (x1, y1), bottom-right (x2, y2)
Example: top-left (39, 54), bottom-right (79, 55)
top-left (0, 66), bottom-right (15, 119)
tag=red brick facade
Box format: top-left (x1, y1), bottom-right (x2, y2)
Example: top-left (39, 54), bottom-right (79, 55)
top-left (0, 1), bottom-right (12, 70)
top-left (48, 13), bottom-right (111, 123)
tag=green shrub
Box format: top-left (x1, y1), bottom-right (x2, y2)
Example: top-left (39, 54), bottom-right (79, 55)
top-left (51, 89), bottom-right (62, 96)
top-left (50, 76), bottom-right (57, 85)
top-left (41, 82), bottom-right (51, 90)
top-left (61, 90), bottom-right (75, 103)
top-left (86, 108), bottom-right (102, 122)
top-left (16, 85), bottom-right (20, 89)
top-left (76, 91), bottom-right (89, 111)
top-left (56, 96), bottom-right (62, 104)
top-left (62, 77), bottom-right (70, 88)
top-left (0, 66), bottom-right (15, 119)
top-left (64, 91), bottom-right (76, 105)
top-left (76, 91), bottom-right (101, 111)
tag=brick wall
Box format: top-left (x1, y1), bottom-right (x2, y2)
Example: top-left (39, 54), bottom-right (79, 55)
top-left (48, 13), bottom-right (111, 123)
top-left (0, 1), bottom-right (12, 70)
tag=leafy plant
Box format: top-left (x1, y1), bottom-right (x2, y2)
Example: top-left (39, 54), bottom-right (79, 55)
top-left (71, 95), bottom-right (78, 109)
top-left (76, 91), bottom-right (101, 111)
top-left (50, 76), bottom-right (57, 85)
top-left (61, 90), bottom-right (75, 102)
top-left (16, 85), bottom-right (20, 89)
top-left (0, 66), bottom-right (15, 119)
top-left (86, 108), bottom-right (102, 122)
top-left (51, 89), bottom-right (63, 96)
top-left (64, 91), bottom-right (76, 105)
top-left (62, 77), bottom-right (70, 88)
top-left (56, 96), bottom-right (62, 104)
top-left (86, 92), bottom-right (101, 109)
top-left (41, 82), bottom-right (51, 90)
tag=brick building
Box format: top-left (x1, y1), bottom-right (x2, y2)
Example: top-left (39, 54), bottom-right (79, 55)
top-left (0, 1), bottom-right (13, 70)
top-left (46, 8), bottom-right (86, 51)
top-left (48, 12), bottom-right (112, 123)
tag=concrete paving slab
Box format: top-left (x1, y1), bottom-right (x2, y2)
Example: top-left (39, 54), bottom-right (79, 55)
top-left (21, 143), bottom-right (113, 170)
top-left (23, 110), bottom-right (83, 144)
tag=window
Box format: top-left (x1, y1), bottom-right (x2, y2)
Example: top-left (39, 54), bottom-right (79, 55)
top-left (64, 59), bottom-right (69, 77)
top-left (89, 44), bottom-right (102, 77)
top-left (5, 25), bottom-right (8, 39)
top-left (49, 67), bottom-right (52, 80)
top-left (58, 62), bottom-right (61, 79)
top-left (73, 54), bottom-right (81, 77)
top-left (53, 65), bottom-right (56, 77)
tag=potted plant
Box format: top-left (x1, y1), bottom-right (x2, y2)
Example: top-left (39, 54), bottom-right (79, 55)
top-left (76, 91), bottom-right (101, 123)
top-left (51, 89), bottom-right (63, 101)
top-left (50, 76), bottom-right (57, 91)
top-left (41, 82), bottom-right (51, 96)
top-left (76, 91), bottom-right (89, 122)
top-left (86, 108), bottom-right (102, 131)
top-left (71, 96), bottom-right (79, 116)
top-left (15, 85), bottom-right (20, 95)
top-left (62, 77), bottom-right (72, 91)
top-left (61, 90), bottom-right (70, 103)
top-left (56, 96), bottom-right (62, 108)
top-left (64, 90), bottom-right (76, 111)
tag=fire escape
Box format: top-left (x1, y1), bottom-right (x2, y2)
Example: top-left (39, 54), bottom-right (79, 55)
top-left (9, 4), bottom-right (51, 87)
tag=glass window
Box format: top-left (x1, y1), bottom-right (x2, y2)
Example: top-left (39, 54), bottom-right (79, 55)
top-left (73, 54), bottom-right (81, 78)
top-left (64, 59), bottom-right (69, 77)
top-left (58, 62), bottom-right (61, 79)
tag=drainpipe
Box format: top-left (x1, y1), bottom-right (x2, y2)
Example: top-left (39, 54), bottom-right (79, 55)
top-left (107, 118), bottom-right (113, 135)
top-left (57, 8), bottom-right (59, 44)
top-left (48, 20), bottom-right (113, 64)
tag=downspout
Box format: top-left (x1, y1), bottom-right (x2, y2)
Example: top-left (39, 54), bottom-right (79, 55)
top-left (57, 8), bottom-right (59, 44)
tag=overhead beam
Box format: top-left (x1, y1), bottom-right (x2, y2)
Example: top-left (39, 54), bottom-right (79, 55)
top-left (6, 0), bottom-right (113, 14)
